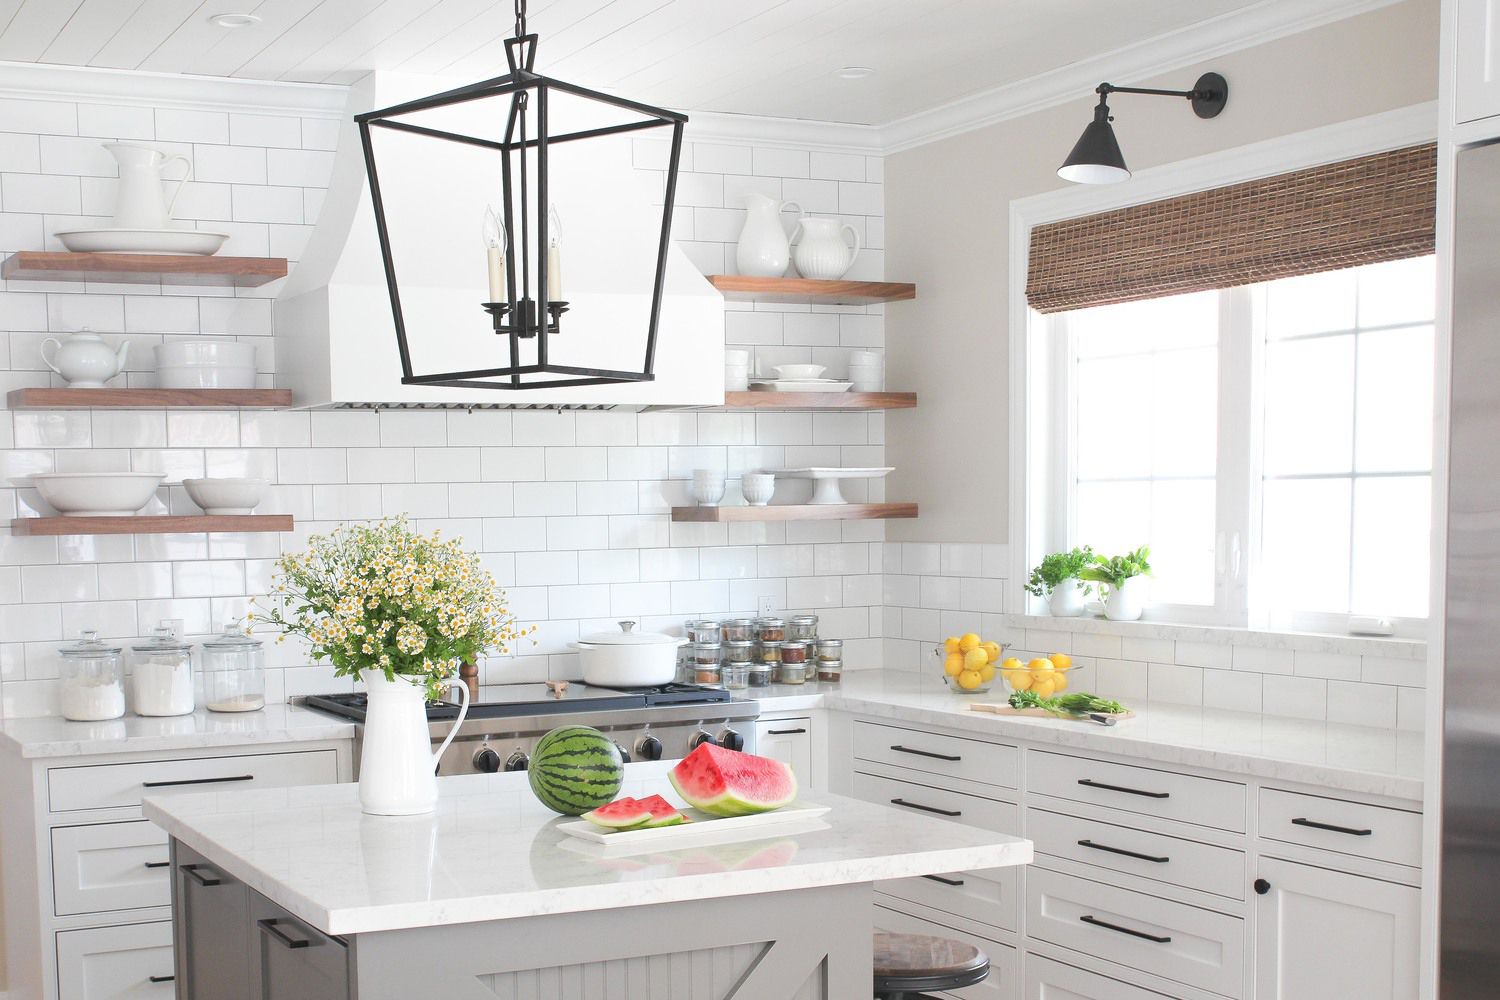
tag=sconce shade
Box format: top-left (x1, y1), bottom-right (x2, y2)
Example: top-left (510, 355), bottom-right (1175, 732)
top-left (1058, 108), bottom-right (1130, 184)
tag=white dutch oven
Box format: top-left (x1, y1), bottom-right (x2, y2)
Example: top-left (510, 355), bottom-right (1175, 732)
top-left (573, 621), bottom-right (686, 687)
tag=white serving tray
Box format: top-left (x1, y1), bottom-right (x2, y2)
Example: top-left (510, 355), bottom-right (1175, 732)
top-left (748, 379), bottom-right (853, 393)
top-left (54, 228), bottom-right (230, 255)
top-left (557, 803), bottom-right (831, 852)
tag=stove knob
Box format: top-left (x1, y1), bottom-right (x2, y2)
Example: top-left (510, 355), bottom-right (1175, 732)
top-left (473, 747), bottom-right (501, 773)
top-left (504, 751), bottom-right (530, 772)
top-left (635, 735), bottom-right (664, 761)
top-left (689, 730), bottom-right (714, 751)
top-left (613, 741), bottom-right (632, 764)
top-left (716, 729), bottom-right (745, 752)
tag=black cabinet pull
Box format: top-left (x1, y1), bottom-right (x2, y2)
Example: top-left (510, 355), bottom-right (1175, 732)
top-left (890, 744), bottom-right (961, 762)
top-left (890, 797), bottom-right (961, 817)
top-left (182, 864), bottom-right (221, 887)
top-left (148, 975), bottom-right (175, 984)
top-left (1077, 839), bottom-right (1170, 864)
top-left (922, 874), bottom-right (966, 887)
top-left (1291, 817), bottom-right (1372, 837)
top-left (1080, 914), bottom-right (1172, 944)
top-left (767, 728), bottom-right (807, 735)
top-left (258, 918), bottom-right (312, 950)
top-left (1077, 778), bottom-right (1170, 799)
top-left (143, 861), bottom-right (170, 870)
top-left (1254, 878), bottom-right (1272, 895)
top-left (142, 774), bottom-right (254, 789)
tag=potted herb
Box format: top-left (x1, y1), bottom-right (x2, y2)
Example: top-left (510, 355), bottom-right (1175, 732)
top-left (1080, 546), bottom-right (1152, 621)
top-left (1025, 546), bottom-right (1094, 617)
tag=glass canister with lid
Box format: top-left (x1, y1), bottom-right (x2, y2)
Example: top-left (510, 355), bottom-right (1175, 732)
top-left (787, 615), bottom-right (819, 642)
top-left (201, 622), bottom-right (267, 713)
top-left (684, 619), bottom-right (721, 644)
top-left (59, 630), bottom-right (126, 721)
top-left (130, 625), bottom-right (195, 717)
top-left (753, 616), bottom-right (786, 642)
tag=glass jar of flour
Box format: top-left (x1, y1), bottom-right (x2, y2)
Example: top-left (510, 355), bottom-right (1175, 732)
top-left (200, 622), bottom-right (266, 713)
top-left (59, 630), bottom-right (126, 722)
top-left (131, 625), bottom-right (195, 717)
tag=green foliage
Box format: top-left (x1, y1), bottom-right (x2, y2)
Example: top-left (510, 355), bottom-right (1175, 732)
top-left (1079, 546), bottom-right (1152, 590)
top-left (1007, 689), bottom-right (1127, 716)
top-left (1025, 546), bottom-right (1095, 597)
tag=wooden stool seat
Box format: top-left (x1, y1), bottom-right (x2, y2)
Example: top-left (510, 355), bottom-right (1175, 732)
top-left (872, 931), bottom-right (989, 998)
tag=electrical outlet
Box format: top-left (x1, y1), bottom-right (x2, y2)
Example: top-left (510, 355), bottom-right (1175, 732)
top-left (757, 596), bottom-right (777, 616)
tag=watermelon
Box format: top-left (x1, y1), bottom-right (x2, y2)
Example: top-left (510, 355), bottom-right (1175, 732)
top-left (636, 794), bottom-right (689, 828)
top-left (668, 743), bottom-right (797, 817)
top-left (582, 796), bottom-right (654, 829)
top-left (528, 726), bottom-right (625, 816)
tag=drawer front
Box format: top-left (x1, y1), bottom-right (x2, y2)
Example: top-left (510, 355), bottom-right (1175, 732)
top-left (1025, 867), bottom-right (1244, 998)
top-left (1027, 807), bottom-right (1246, 900)
top-left (1026, 751), bottom-right (1247, 833)
top-left (875, 905), bottom-right (1018, 1000)
top-left (853, 770), bottom-right (1020, 834)
top-left (855, 720), bottom-right (1019, 790)
top-left (878, 864), bottom-right (1021, 934)
top-left (1025, 953), bottom-right (1182, 1000)
top-left (1258, 788), bottom-right (1421, 867)
top-left (52, 821), bottom-right (171, 916)
top-left (56, 921), bottom-right (176, 1000)
top-left (48, 749), bottom-right (339, 813)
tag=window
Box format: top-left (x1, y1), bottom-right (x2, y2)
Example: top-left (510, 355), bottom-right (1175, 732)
top-left (1034, 255), bottom-right (1435, 633)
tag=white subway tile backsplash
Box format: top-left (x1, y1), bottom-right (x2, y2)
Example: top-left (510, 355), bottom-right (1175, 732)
top-left (1204, 669), bottom-right (1262, 713)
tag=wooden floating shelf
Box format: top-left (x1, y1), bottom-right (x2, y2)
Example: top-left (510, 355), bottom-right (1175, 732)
top-left (10, 515), bottom-right (294, 536)
top-left (671, 503), bottom-right (918, 522)
top-left (7, 388), bottom-right (292, 410)
top-left (707, 275), bottom-right (916, 305)
top-left (2, 251), bottom-right (289, 287)
top-left (724, 391), bottom-right (915, 410)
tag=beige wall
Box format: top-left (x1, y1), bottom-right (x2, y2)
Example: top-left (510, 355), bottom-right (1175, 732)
top-left (884, 0), bottom-right (1439, 544)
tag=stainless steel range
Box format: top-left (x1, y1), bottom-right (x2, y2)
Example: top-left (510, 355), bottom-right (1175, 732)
top-left (304, 683), bottom-right (761, 777)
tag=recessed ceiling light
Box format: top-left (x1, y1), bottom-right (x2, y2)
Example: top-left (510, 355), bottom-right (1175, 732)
top-left (209, 12), bottom-right (261, 28)
top-left (836, 66), bottom-right (875, 80)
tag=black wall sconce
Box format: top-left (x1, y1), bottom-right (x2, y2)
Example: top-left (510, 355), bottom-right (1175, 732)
top-left (1058, 72), bottom-right (1229, 184)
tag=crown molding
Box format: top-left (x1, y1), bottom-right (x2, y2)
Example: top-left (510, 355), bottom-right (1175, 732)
top-left (879, 0), bottom-right (1408, 153)
top-left (0, 61), bottom-right (346, 118)
top-left (684, 110), bottom-right (883, 155)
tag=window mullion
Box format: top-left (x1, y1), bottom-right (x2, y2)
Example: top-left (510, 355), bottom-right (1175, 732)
top-left (1217, 286), bottom-right (1256, 627)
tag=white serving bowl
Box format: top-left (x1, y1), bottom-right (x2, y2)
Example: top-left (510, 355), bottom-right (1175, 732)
top-left (183, 477), bottom-right (268, 515)
top-left (156, 364), bottom-right (257, 389)
top-left (55, 228), bottom-right (229, 255)
top-left (25, 472), bottom-right (165, 517)
top-left (155, 340), bottom-right (257, 368)
top-left (773, 364), bottom-right (827, 380)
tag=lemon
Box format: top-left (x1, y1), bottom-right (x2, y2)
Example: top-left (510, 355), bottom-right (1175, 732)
top-left (1031, 676), bottom-right (1056, 699)
top-left (979, 661), bottom-right (997, 682)
top-left (1028, 657), bottom-right (1055, 674)
top-left (944, 636), bottom-right (961, 654)
top-left (964, 647), bottom-right (989, 672)
top-left (1000, 656), bottom-right (1024, 672)
top-left (1005, 668), bottom-right (1033, 691)
top-left (980, 641), bottom-right (1002, 664)
top-left (1052, 671), bottom-right (1069, 692)
top-left (957, 669), bottom-right (983, 691)
top-left (958, 633), bottom-right (981, 653)
top-left (1049, 652), bottom-right (1072, 671)
top-left (943, 652), bottom-right (965, 677)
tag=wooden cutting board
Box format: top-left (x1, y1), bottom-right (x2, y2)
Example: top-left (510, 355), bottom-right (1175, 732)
top-left (968, 703), bottom-right (1135, 723)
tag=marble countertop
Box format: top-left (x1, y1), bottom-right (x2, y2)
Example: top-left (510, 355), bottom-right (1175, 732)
top-left (143, 762), bottom-right (1032, 935)
top-left (759, 672), bottom-right (1425, 802)
top-left (0, 704), bottom-right (356, 758)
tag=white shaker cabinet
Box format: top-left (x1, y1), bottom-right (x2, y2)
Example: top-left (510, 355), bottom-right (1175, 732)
top-left (1455, 0), bottom-right (1500, 124)
top-left (755, 717), bottom-right (813, 790)
top-left (1252, 858), bottom-right (1420, 999)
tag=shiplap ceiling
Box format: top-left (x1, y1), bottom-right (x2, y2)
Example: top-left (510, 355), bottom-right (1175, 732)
top-left (1, 0), bottom-right (1276, 124)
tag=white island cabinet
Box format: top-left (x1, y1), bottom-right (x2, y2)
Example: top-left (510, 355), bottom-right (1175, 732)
top-left (145, 762), bottom-right (1032, 1000)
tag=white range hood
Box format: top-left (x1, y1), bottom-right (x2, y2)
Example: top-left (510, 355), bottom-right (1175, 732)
top-left (275, 72), bottom-right (724, 409)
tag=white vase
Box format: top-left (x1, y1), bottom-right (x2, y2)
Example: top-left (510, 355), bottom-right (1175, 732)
top-left (735, 194), bottom-right (801, 278)
top-left (791, 216), bottom-right (861, 280)
top-left (103, 143), bottom-right (192, 229)
top-left (1048, 579), bottom-right (1086, 617)
top-left (358, 671), bottom-right (469, 816)
top-left (1103, 576), bottom-right (1147, 622)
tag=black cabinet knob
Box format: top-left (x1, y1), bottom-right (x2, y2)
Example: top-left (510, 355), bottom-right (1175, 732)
top-left (1254, 878), bottom-right (1271, 895)
top-left (473, 747), bottom-right (502, 773)
top-left (504, 751), bottom-right (530, 772)
top-left (613, 741), bottom-right (632, 763)
top-left (717, 729), bottom-right (745, 752)
top-left (636, 735), bottom-right (663, 761)
top-left (689, 730), bottom-right (713, 750)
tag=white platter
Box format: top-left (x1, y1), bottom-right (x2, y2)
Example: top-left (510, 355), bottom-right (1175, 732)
top-left (557, 803), bottom-right (830, 852)
top-left (54, 228), bottom-right (230, 256)
top-left (748, 379), bottom-right (853, 393)
top-left (767, 467), bottom-right (895, 504)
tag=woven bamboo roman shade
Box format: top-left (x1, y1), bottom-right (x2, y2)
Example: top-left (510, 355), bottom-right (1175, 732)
top-left (1025, 143), bottom-right (1437, 314)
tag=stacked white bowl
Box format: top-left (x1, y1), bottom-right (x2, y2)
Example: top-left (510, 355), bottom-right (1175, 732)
top-left (724, 349), bottom-right (750, 391)
top-left (848, 350), bottom-right (884, 391)
top-left (154, 340), bottom-right (257, 389)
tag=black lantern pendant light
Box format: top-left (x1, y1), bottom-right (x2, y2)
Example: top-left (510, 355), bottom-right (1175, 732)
top-left (355, 0), bottom-right (686, 390)
top-left (1058, 72), bottom-right (1228, 184)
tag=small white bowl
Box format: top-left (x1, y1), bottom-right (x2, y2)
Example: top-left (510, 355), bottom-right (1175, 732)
top-left (156, 364), bottom-right (257, 390)
top-left (742, 473), bottom-right (776, 506)
top-left (25, 472), bottom-right (165, 517)
top-left (773, 364), bottom-right (827, 380)
top-left (183, 477), bottom-right (268, 515)
top-left (155, 340), bottom-right (257, 368)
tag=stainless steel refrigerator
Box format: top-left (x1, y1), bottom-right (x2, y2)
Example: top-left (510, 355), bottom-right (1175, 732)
top-left (1442, 138), bottom-right (1500, 994)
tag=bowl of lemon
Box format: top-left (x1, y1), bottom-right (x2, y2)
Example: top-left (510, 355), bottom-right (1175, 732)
top-left (936, 633), bottom-right (1008, 693)
top-left (999, 653), bottom-right (1079, 699)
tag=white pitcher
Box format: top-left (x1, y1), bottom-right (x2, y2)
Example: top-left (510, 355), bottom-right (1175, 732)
top-left (358, 670), bottom-right (470, 816)
top-left (735, 193), bottom-right (802, 278)
top-left (792, 216), bottom-right (861, 280)
top-left (104, 143), bottom-right (192, 230)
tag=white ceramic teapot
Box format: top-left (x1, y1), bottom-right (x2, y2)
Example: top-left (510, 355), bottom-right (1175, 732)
top-left (40, 329), bottom-right (130, 388)
top-left (735, 193), bottom-right (803, 278)
top-left (792, 216), bottom-right (861, 280)
top-left (103, 143), bottom-right (191, 230)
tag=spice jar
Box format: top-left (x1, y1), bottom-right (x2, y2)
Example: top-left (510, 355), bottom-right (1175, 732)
top-left (692, 642), bottom-right (723, 684)
top-left (695, 664), bottom-right (723, 687)
top-left (720, 618), bottom-right (754, 643)
top-left (778, 660), bottom-right (809, 685)
top-left (815, 638), bottom-right (844, 661)
top-left (787, 615), bottom-right (819, 642)
top-left (131, 625), bottom-right (195, 717)
top-left (723, 640), bottom-right (754, 664)
top-left (816, 660), bottom-right (843, 683)
top-left (684, 619), bottom-right (721, 643)
top-left (201, 622), bottom-right (266, 713)
top-left (747, 666), bottom-right (772, 688)
top-left (59, 630), bottom-right (126, 722)
top-left (722, 665), bottom-right (750, 691)
top-left (756, 640), bottom-right (782, 666)
top-left (781, 641), bottom-right (809, 665)
top-left (753, 617), bottom-right (785, 642)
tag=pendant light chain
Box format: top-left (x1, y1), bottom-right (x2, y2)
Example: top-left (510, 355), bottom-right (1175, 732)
top-left (514, 0), bottom-right (527, 39)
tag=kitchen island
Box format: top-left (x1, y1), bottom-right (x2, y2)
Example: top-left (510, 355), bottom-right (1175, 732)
top-left (144, 761), bottom-right (1031, 1000)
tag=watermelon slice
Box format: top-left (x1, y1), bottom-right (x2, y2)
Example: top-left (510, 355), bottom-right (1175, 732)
top-left (581, 796), bottom-right (654, 829)
top-left (636, 794), bottom-right (690, 828)
top-left (668, 743), bottom-right (797, 817)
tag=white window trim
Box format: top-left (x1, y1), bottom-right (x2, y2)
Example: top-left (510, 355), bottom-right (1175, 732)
top-left (1006, 102), bottom-right (1437, 636)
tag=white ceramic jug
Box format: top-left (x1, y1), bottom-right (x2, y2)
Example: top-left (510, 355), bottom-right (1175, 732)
top-left (792, 216), bottom-right (861, 280)
top-left (358, 671), bottom-right (470, 816)
top-left (104, 143), bottom-right (192, 230)
top-left (40, 328), bottom-right (130, 388)
top-left (735, 194), bottom-right (802, 278)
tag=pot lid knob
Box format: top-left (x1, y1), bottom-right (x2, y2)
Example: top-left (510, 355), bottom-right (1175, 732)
top-left (618, 620), bottom-right (637, 633)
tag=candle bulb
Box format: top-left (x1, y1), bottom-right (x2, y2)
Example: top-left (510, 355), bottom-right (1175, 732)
top-left (482, 206), bottom-right (506, 303)
top-left (547, 204), bottom-right (562, 302)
